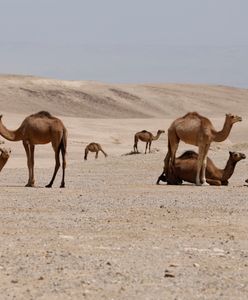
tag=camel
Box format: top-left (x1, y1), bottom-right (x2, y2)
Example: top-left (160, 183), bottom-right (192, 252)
top-left (84, 142), bottom-right (107, 160)
top-left (133, 130), bottom-right (165, 154)
top-left (157, 150), bottom-right (246, 185)
top-left (157, 112), bottom-right (242, 186)
top-left (0, 111), bottom-right (67, 188)
top-left (0, 147), bottom-right (11, 172)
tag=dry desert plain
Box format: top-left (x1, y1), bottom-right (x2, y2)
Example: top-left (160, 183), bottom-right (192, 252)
top-left (0, 75), bottom-right (248, 299)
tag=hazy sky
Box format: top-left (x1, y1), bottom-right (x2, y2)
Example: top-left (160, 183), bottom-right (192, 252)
top-left (0, 0), bottom-right (248, 87)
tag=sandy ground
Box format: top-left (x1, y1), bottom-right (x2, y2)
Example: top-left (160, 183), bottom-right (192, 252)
top-left (0, 76), bottom-right (248, 299)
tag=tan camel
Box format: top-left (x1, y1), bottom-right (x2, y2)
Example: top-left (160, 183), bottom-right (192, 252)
top-left (0, 111), bottom-right (67, 188)
top-left (157, 112), bottom-right (242, 185)
top-left (133, 130), bottom-right (165, 154)
top-left (157, 150), bottom-right (245, 185)
top-left (0, 147), bottom-right (11, 172)
top-left (84, 142), bottom-right (107, 160)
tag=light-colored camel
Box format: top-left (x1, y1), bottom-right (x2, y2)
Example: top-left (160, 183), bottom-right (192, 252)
top-left (133, 130), bottom-right (165, 154)
top-left (157, 112), bottom-right (242, 185)
top-left (157, 150), bottom-right (245, 185)
top-left (0, 111), bottom-right (67, 187)
top-left (0, 147), bottom-right (11, 172)
top-left (84, 142), bottom-right (107, 160)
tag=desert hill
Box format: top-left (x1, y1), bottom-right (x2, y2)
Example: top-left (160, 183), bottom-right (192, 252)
top-left (0, 74), bottom-right (247, 118)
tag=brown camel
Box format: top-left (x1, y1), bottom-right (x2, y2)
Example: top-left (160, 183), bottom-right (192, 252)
top-left (133, 130), bottom-right (165, 154)
top-left (0, 111), bottom-right (67, 187)
top-left (0, 147), bottom-right (11, 172)
top-left (157, 150), bottom-right (245, 185)
top-left (84, 142), bottom-right (107, 160)
top-left (157, 112), bottom-right (242, 185)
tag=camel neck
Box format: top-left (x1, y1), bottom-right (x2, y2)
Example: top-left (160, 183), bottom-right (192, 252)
top-left (213, 119), bottom-right (233, 142)
top-left (0, 121), bottom-right (22, 141)
top-left (222, 159), bottom-right (237, 181)
top-left (153, 133), bottom-right (161, 141)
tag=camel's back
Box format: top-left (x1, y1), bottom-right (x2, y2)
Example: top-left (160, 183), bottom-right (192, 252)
top-left (87, 143), bottom-right (100, 152)
top-left (22, 111), bottom-right (66, 144)
top-left (136, 130), bottom-right (151, 141)
top-left (169, 112), bottom-right (214, 145)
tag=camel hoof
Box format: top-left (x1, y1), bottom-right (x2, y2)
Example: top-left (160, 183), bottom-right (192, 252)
top-left (60, 184), bottom-right (65, 188)
top-left (45, 184), bottom-right (52, 188)
top-left (25, 183), bottom-right (34, 187)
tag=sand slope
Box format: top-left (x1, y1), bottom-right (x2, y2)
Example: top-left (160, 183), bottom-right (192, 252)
top-left (0, 74), bottom-right (247, 118)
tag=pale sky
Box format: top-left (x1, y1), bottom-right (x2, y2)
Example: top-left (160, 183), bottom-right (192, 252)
top-left (0, 0), bottom-right (248, 87)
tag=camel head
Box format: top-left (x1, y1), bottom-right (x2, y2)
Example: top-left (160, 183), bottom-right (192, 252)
top-left (157, 130), bottom-right (165, 135)
top-left (229, 151), bottom-right (246, 162)
top-left (225, 114), bottom-right (242, 124)
top-left (0, 147), bottom-right (11, 159)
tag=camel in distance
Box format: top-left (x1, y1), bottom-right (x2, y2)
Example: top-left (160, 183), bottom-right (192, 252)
top-left (133, 129), bottom-right (165, 154)
top-left (0, 147), bottom-right (11, 172)
top-left (157, 150), bottom-right (246, 186)
top-left (0, 111), bottom-right (67, 188)
top-left (157, 112), bottom-right (242, 186)
top-left (84, 142), bottom-right (108, 160)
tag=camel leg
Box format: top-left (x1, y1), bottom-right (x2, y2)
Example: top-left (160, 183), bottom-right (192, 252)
top-left (46, 147), bottom-right (60, 188)
top-left (30, 144), bottom-right (35, 186)
top-left (157, 134), bottom-right (179, 185)
top-left (206, 178), bottom-right (222, 186)
top-left (60, 142), bottom-right (66, 188)
top-left (95, 151), bottom-right (98, 159)
top-left (145, 142), bottom-right (148, 154)
top-left (196, 145), bottom-right (207, 186)
top-left (23, 141), bottom-right (35, 187)
top-left (100, 149), bottom-right (107, 157)
top-left (133, 137), bottom-right (138, 153)
top-left (170, 142), bottom-right (179, 166)
top-left (84, 148), bottom-right (89, 160)
top-left (200, 144), bottom-right (210, 185)
top-left (149, 142), bottom-right (152, 153)
top-left (157, 149), bottom-right (172, 185)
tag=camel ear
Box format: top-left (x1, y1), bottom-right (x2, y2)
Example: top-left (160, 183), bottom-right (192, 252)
top-left (0, 115), bottom-right (2, 120)
top-left (229, 151), bottom-right (233, 155)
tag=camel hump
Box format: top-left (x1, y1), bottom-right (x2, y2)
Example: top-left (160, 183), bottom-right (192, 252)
top-left (178, 150), bottom-right (198, 160)
top-left (141, 130), bottom-right (148, 133)
top-left (32, 111), bottom-right (53, 118)
top-left (183, 112), bottom-right (201, 119)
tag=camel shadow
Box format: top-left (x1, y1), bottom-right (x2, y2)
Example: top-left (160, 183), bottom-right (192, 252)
top-left (122, 151), bottom-right (141, 156)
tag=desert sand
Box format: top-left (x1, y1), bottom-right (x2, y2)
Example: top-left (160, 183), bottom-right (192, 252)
top-left (0, 75), bottom-right (248, 299)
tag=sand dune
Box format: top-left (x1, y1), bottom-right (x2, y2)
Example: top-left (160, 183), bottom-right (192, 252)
top-left (0, 74), bottom-right (247, 118)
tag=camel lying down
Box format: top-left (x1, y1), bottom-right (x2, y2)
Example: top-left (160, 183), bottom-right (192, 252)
top-left (0, 147), bottom-right (11, 172)
top-left (157, 150), bottom-right (246, 186)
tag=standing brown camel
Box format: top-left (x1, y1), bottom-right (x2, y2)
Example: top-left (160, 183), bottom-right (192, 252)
top-left (157, 150), bottom-right (246, 185)
top-left (157, 112), bottom-right (242, 186)
top-left (84, 142), bottom-right (107, 160)
top-left (0, 111), bottom-right (67, 187)
top-left (0, 147), bottom-right (11, 172)
top-left (133, 130), bottom-right (165, 154)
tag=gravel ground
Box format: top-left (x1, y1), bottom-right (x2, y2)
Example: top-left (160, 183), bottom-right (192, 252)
top-left (1, 147), bottom-right (248, 300)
